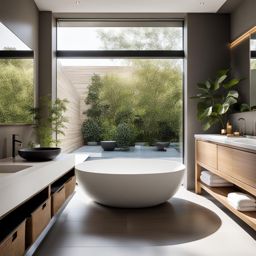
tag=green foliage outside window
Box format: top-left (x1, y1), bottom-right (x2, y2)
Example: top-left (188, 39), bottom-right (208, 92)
top-left (251, 60), bottom-right (256, 70)
top-left (83, 60), bottom-right (182, 144)
top-left (0, 59), bottom-right (34, 123)
top-left (82, 27), bottom-right (183, 144)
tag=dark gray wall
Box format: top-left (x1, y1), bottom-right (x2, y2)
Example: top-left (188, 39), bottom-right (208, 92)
top-left (0, 0), bottom-right (39, 159)
top-left (230, 0), bottom-right (256, 40)
top-left (185, 14), bottom-right (230, 189)
top-left (229, 0), bottom-right (256, 130)
top-left (230, 111), bottom-right (256, 136)
top-left (39, 12), bottom-right (57, 103)
top-left (38, 12), bottom-right (57, 126)
top-left (231, 38), bottom-right (251, 104)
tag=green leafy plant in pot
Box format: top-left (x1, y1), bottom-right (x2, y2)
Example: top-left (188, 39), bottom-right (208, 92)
top-left (191, 69), bottom-right (246, 131)
top-left (81, 119), bottom-right (101, 145)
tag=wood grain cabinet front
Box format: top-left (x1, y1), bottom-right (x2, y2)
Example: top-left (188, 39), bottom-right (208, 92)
top-left (197, 141), bottom-right (217, 169)
top-left (0, 221), bottom-right (26, 256)
top-left (26, 198), bottom-right (51, 247)
top-left (65, 176), bottom-right (76, 199)
top-left (51, 186), bottom-right (65, 216)
top-left (218, 145), bottom-right (256, 188)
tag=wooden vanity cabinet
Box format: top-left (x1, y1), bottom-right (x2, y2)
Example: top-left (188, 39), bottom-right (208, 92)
top-left (197, 141), bottom-right (217, 169)
top-left (26, 198), bottom-right (51, 247)
top-left (218, 145), bottom-right (256, 189)
top-left (0, 220), bottom-right (26, 256)
top-left (195, 139), bottom-right (256, 231)
top-left (0, 168), bottom-right (76, 256)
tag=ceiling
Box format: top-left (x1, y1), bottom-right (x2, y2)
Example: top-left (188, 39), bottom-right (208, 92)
top-left (34, 0), bottom-right (228, 13)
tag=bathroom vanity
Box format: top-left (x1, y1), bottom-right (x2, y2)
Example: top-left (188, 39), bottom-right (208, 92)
top-left (195, 135), bottom-right (256, 231)
top-left (0, 154), bottom-right (88, 256)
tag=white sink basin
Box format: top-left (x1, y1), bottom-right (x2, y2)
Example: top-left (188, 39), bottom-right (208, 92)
top-left (0, 165), bottom-right (32, 174)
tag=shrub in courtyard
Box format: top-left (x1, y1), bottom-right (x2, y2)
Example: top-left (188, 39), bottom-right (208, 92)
top-left (101, 120), bottom-right (117, 141)
top-left (116, 123), bottom-right (135, 150)
top-left (82, 119), bottom-right (101, 143)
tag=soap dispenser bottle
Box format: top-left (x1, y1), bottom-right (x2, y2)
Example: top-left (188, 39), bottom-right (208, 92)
top-left (226, 121), bottom-right (233, 135)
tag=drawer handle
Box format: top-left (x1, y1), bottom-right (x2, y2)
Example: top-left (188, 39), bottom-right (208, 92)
top-left (12, 231), bottom-right (17, 242)
top-left (42, 203), bottom-right (47, 210)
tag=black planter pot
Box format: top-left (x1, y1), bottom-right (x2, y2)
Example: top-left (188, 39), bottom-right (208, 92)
top-left (101, 141), bottom-right (116, 151)
top-left (155, 142), bottom-right (170, 151)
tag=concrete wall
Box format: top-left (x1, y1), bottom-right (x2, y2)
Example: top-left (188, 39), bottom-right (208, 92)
top-left (57, 65), bottom-right (83, 153)
top-left (0, 0), bottom-right (39, 159)
top-left (185, 14), bottom-right (230, 189)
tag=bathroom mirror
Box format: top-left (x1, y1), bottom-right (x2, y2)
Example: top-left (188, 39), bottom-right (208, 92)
top-left (0, 22), bottom-right (34, 124)
top-left (251, 32), bottom-right (256, 108)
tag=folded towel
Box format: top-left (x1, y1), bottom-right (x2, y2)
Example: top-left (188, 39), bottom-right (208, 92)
top-left (228, 198), bottom-right (256, 212)
top-left (200, 175), bottom-right (233, 187)
top-left (200, 175), bottom-right (230, 184)
top-left (227, 192), bottom-right (256, 208)
top-left (201, 171), bottom-right (227, 182)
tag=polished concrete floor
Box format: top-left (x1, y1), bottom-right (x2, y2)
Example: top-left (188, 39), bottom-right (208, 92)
top-left (35, 186), bottom-right (256, 256)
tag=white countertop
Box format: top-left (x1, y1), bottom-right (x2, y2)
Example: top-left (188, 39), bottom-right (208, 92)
top-left (195, 134), bottom-right (256, 152)
top-left (0, 153), bottom-right (89, 218)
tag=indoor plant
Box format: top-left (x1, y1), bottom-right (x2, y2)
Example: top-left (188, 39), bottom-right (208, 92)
top-left (191, 69), bottom-right (243, 131)
top-left (81, 119), bottom-right (101, 145)
top-left (32, 97), bottom-right (69, 147)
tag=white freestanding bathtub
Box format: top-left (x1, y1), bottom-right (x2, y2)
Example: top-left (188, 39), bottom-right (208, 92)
top-left (76, 158), bottom-right (185, 208)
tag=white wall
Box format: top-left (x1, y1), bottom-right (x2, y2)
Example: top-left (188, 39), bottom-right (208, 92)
top-left (57, 65), bottom-right (83, 152)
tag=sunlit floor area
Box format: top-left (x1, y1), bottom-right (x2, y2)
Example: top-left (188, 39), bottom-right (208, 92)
top-left (35, 186), bottom-right (256, 256)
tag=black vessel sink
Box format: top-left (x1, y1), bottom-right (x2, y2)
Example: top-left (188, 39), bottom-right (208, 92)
top-left (18, 147), bottom-right (61, 161)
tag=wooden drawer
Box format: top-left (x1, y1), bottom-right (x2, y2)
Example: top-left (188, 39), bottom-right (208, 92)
top-left (197, 140), bottom-right (217, 169)
top-left (218, 145), bottom-right (256, 188)
top-left (65, 176), bottom-right (76, 199)
top-left (51, 186), bottom-right (65, 216)
top-left (26, 198), bottom-right (51, 247)
top-left (0, 220), bottom-right (25, 256)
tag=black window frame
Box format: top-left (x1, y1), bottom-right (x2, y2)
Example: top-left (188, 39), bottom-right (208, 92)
top-left (56, 19), bottom-right (185, 160)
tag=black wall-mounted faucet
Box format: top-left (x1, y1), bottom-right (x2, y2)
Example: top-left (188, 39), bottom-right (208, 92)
top-left (12, 134), bottom-right (22, 158)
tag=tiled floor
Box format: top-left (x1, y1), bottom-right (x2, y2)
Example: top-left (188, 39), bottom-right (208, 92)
top-left (35, 186), bottom-right (256, 256)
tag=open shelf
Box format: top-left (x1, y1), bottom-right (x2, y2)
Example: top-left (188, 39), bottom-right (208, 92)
top-left (199, 182), bottom-right (256, 230)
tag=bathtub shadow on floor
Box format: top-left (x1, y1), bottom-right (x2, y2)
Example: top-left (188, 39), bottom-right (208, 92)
top-left (43, 195), bottom-right (222, 247)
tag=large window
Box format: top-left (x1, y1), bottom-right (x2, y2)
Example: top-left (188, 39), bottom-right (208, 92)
top-left (57, 20), bottom-right (184, 156)
top-left (0, 22), bottom-right (34, 124)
